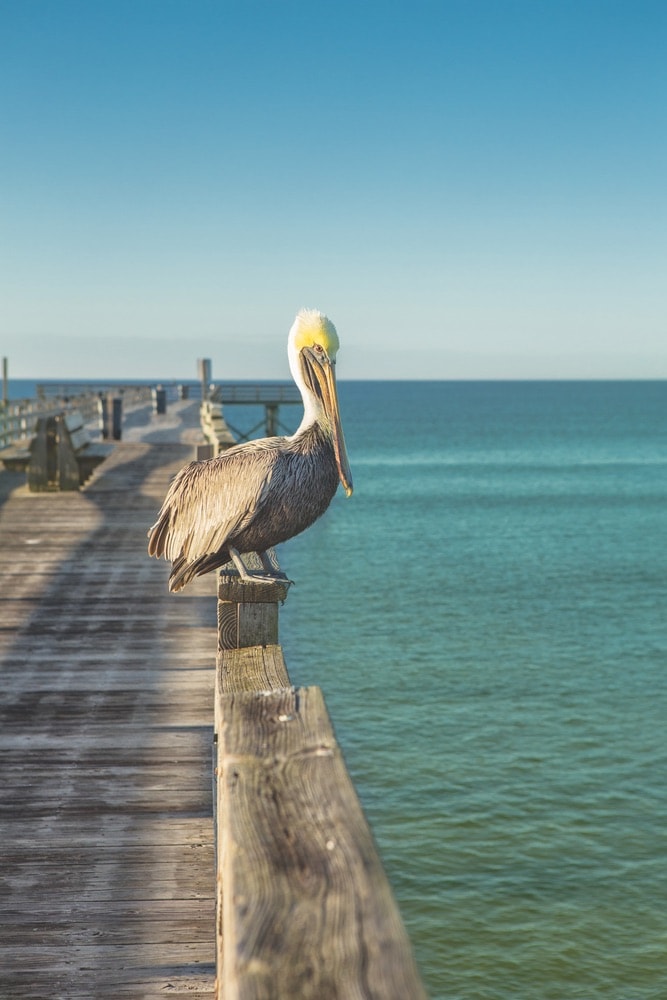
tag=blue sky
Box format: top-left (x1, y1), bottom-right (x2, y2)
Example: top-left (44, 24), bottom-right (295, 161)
top-left (1, 0), bottom-right (665, 380)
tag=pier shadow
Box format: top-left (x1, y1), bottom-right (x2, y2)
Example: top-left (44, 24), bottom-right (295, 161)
top-left (0, 468), bottom-right (29, 512)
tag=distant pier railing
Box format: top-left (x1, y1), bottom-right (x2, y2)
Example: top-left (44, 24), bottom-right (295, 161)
top-left (211, 381), bottom-right (301, 405)
top-left (0, 385), bottom-right (154, 450)
top-left (200, 382), bottom-right (302, 451)
top-left (1, 378), bottom-right (299, 455)
top-left (35, 381), bottom-right (155, 400)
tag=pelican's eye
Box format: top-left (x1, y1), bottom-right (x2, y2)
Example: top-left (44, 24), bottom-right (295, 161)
top-left (313, 343), bottom-right (325, 356)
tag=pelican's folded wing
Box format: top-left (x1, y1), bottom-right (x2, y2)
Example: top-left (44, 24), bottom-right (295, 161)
top-left (147, 439), bottom-right (279, 563)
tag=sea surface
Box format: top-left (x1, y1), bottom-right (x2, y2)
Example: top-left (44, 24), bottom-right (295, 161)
top-left (279, 381), bottom-right (667, 1000)
top-left (7, 379), bottom-right (667, 998)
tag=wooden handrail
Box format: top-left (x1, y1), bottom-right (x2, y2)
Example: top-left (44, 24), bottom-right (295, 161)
top-left (214, 571), bottom-right (428, 999)
top-left (212, 382), bottom-right (301, 405)
top-left (0, 386), bottom-right (153, 450)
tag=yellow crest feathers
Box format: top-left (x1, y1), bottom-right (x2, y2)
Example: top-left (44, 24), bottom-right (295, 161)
top-left (290, 308), bottom-right (340, 357)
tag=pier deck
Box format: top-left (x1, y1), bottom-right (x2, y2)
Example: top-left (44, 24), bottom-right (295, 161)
top-left (0, 401), bottom-right (217, 998)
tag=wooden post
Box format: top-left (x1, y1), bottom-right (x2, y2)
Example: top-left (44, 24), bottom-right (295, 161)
top-left (216, 570), bottom-right (291, 719)
top-left (152, 386), bottom-right (167, 414)
top-left (110, 396), bottom-right (122, 440)
top-left (214, 566), bottom-right (292, 824)
top-left (217, 574), bottom-right (289, 652)
top-left (99, 394), bottom-right (123, 440)
top-left (98, 394), bottom-right (109, 438)
top-left (198, 358), bottom-right (212, 402)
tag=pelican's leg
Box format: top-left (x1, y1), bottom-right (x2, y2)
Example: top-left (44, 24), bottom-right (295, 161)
top-left (258, 550), bottom-right (293, 584)
top-left (229, 547), bottom-right (293, 586)
top-left (259, 550), bottom-right (278, 573)
top-left (228, 547), bottom-right (261, 581)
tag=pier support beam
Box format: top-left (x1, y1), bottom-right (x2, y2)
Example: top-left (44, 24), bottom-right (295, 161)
top-left (265, 402), bottom-right (279, 436)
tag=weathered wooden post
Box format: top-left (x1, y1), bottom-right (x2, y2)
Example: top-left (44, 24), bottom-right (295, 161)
top-left (152, 385), bottom-right (167, 415)
top-left (109, 396), bottom-right (122, 440)
top-left (99, 394), bottom-right (122, 440)
top-left (198, 358), bottom-right (212, 402)
top-left (98, 394), bottom-right (108, 438)
top-left (216, 570), bottom-right (290, 706)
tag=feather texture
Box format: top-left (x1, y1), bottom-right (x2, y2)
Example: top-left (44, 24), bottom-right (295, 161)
top-left (148, 308), bottom-right (352, 591)
top-left (148, 423), bottom-right (339, 591)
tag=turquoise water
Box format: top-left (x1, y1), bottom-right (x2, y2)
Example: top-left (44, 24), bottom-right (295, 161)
top-left (277, 382), bottom-right (667, 999)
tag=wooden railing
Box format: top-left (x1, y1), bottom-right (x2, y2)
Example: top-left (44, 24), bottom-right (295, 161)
top-left (35, 381), bottom-right (157, 402)
top-left (212, 381), bottom-right (301, 405)
top-left (0, 399), bottom-right (53, 450)
top-left (0, 386), bottom-right (154, 450)
top-left (214, 572), bottom-right (429, 998)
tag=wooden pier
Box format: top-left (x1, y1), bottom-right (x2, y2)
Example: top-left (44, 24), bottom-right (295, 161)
top-left (209, 382), bottom-right (302, 442)
top-left (0, 399), bottom-right (217, 998)
top-left (0, 393), bottom-right (427, 999)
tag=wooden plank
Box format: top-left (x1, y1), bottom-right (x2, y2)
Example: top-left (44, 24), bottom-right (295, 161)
top-left (217, 685), bottom-right (428, 1000)
top-left (0, 941), bottom-right (215, 998)
top-left (0, 419), bottom-right (217, 998)
top-left (217, 645), bottom-right (291, 693)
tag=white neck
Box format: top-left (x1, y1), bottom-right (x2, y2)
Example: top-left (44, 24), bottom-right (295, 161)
top-left (288, 339), bottom-right (323, 438)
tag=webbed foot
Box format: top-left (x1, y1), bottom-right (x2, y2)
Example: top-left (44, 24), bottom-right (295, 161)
top-left (229, 547), bottom-right (294, 586)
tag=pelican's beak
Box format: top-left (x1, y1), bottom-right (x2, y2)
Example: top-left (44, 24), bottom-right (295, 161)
top-left (302, 348), bottom-right (353, 496)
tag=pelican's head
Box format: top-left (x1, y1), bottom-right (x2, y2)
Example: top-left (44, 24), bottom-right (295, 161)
top-left (288, 308), bottom-right (353, 497)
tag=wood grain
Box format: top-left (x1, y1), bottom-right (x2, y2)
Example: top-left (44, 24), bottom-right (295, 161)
top-left (216, 686), bottom-right (428, 1000)
top-left (217, 645), bottom-right (291, 694)
top-left (217, 572), bottom-right (290, 650)
top-left (0, 403), bottom-right (217, 999)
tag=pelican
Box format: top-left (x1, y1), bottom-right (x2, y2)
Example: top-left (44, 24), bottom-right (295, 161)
top-left (147, 309), bottom-right (353, 591)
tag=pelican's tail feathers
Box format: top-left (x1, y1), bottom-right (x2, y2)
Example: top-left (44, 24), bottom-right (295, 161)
top-left (168, 549), bottom-right (231, 592)
top-left (147, 514), bottom-right (169, 558)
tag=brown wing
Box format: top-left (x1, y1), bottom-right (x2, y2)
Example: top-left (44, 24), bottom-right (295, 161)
top-left (147, 439), bottom-right (280, 565)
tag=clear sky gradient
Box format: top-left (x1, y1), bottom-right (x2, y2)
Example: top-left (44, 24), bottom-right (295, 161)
top-left (1, 0), bottom-right (665, 380)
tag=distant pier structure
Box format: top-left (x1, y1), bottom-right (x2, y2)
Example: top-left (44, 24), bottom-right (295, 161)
top-left (212, 382), bottom-right (301, 437)
top-left (198, 359), bottom-right (302, 455)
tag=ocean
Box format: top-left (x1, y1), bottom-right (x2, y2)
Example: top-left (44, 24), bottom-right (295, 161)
top-left (278, 381), bottom-right (667, 1000)
top-left (6, 378), bottom-right (667, 997)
